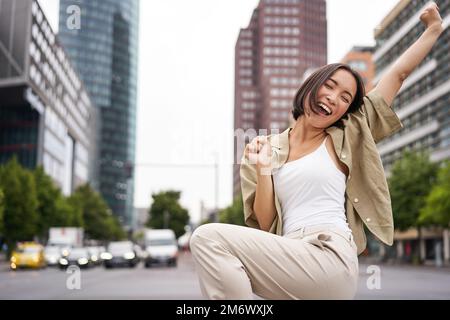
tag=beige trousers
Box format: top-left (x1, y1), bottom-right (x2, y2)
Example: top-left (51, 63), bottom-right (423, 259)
top-left (190, 223), bottom-right (359, 300)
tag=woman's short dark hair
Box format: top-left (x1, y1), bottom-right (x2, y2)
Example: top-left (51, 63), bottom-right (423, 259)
top-left (292, 63), bottom-right (365, 126)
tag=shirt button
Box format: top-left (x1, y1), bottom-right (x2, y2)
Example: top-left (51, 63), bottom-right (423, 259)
top-left (348, 174), bottom-right (351, 180)
top-left (366, 218), bottom-right (371, 222)
top-left (341, 154), bottom-right (346, 159)
top-left (354, 198), bottom-right (359, 203)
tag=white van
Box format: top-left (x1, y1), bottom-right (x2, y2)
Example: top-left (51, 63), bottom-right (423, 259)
top-left (144, 229), bottom-right (178, 268)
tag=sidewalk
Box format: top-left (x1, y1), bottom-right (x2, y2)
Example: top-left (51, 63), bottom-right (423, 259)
top-left (358, 256), bottom-right (450, 271)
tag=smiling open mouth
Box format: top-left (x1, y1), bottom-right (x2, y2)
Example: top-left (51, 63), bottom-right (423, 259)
top-left (317, 102), bottom-right (332, 116)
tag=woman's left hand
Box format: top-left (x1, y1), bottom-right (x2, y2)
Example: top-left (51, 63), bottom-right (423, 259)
top-left (420, 2), bottom-right (443, 30)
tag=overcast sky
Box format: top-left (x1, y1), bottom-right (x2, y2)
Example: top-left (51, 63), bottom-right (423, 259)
top-left (40, 0), bottom-right (398, 224)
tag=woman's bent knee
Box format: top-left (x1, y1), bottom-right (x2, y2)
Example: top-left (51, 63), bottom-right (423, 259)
top-left (189, 223), bottom-right (221, 251)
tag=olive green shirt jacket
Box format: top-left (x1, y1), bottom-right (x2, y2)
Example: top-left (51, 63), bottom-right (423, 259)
top-left (240, 90), bottom-right (403, 255)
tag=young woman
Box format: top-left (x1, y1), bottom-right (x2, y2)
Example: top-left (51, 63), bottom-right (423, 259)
top-left (190, 3), bottom-right (444, 300)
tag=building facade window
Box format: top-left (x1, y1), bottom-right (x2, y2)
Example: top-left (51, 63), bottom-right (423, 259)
top-left (264, 17), bottom-right (300, 25)
top-left (265, 6), bottom-right (300, 15)
top-left (263, 67), bottom-right (297, 75)
top-left (264, 27), bottom-right (300, 35)
top-left (239, 50), bottom-right (252, 57)
top-left (242, 91), bottom-right (258, 99)
top-left (239, 59), bottom-right (252, 66)
top-left (264, 37), bottom-right (300, 46)
top-left (270, 99), bottom-right (292, 108)
top-left (264, 57), bottom-right (299, 66)
top-left (241, 102), bottom-right (256, 109)
top-left (264, 47), bottom-right (299, 56)
top-left (270, 77), bottom-right (300, 86)
top-left (348, 60), bottom-right (368, 71)
top-left (270, 88), bottom-right (297, 97)
top-left (242, 112), bottom-right (254, 120)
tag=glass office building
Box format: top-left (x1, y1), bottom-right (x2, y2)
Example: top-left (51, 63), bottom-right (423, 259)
top-left (0, 0), bottom-right (94, 194)
top-left (58, 0), bottom-right (139, 227)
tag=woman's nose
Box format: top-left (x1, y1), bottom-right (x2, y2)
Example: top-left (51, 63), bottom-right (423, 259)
top-left (326, 94), bottom-right (337, 106)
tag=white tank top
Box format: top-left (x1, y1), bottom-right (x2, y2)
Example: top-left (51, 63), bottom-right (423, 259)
top-left (272, 136), bottom-right (352, 236)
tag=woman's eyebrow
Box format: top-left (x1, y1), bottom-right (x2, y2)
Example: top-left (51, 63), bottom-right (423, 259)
top-left (329, 78), bottom-right (353, 99)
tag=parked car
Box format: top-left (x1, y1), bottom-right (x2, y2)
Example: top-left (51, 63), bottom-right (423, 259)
top-left (59, 247), bottom-right (92, 269)
top-left (144, 229), bottom-right (178, 268)
top-left (10, 242), bottom-right (46, 270)
top-left (103, 241), bottom-right (140, 268)
top-left (44, 246), bottom-right (62, 266)
top-left (177, 231), bottom-right (192, 252)
top-left (133, 244), bottom-right (147, 261)
top-left (86, 246), bottom-right (102, 266)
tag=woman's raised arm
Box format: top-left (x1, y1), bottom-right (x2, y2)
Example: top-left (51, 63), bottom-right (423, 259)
top-left (374, 2), bottom-right (444, 106)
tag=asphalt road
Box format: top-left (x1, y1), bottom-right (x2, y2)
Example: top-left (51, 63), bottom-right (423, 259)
top-left (0, 251), bottom-right (203, 300)
top-left (1, 252), bottom-right (450, 299)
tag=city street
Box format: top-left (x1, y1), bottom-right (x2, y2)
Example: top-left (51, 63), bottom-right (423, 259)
top-left (356, 262), bottom-right (450, 299)
top-left (1, 0), bottom-right (449, 305)
top-left (1, 252), bottom-right (450, 300)
top-left (0, 252), bottom-right (202, 300)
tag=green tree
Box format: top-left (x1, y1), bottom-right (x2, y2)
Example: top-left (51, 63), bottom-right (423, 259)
top-left (419, 160), bottom-right (450, 227)
top-left (219, 196), bottom-right (245, 226)
top-left (388, 151), bottom-right (438, 263)
top-left (146, 190), bottom-right (190, 239)
top-left (69, 184), bottom-right (125, 241)
top-left (107, 213), bottom-right (127, 240)
top-left (0, 157), bottom-right (38, 255)
top-left (199, 218), bottom-right (212, 226)
top-left (389, 151), bottom-right (438, 231)
top-left (59, 195), bottom-right (84, 227)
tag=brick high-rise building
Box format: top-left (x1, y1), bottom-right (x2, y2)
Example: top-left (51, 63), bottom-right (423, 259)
top-left (341, 46), bottom-right (375, 92)
top-left (233, 0), bottom-right (327, 199)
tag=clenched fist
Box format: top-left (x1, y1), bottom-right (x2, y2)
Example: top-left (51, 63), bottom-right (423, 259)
top-left (244, 136), bottom-right (274, 174)
top-left (420, 2), bottom-right (443, 30)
